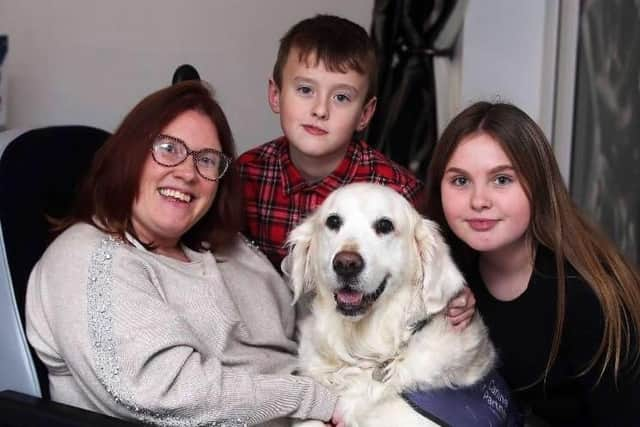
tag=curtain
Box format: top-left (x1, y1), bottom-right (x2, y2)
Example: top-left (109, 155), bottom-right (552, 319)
top-left (571, 0), bottom-right (640, 264)
top-left (367, 0), bottom-right (463, 178)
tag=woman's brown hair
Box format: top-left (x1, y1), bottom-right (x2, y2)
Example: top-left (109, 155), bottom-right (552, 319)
top-left (423, 101), bottom-right (640, 384)
top-left (65, 80), bottom-right (243, 252)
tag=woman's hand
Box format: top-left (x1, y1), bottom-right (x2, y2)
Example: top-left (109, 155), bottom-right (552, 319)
top-left (327, 415), bottom-right (345, 427)
top-left (326, 397), bottom-right (345, 427)
top-left (446, 286), bottom-right (476, 330)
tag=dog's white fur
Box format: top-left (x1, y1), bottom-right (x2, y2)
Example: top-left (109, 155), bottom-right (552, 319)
top-left (287, 183), bottom-right (496, 427)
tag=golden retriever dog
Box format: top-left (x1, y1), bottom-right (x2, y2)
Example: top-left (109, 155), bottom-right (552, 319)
top-left (286, 183), bottom-right (513, 427)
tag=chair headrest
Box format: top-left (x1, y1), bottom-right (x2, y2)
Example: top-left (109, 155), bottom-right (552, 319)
top-left (172, 64), bottom-right (200, 84)
top-left (0, 125), bottom-right (110, 321)
top-left (0, 125), bottom-right (110, 399)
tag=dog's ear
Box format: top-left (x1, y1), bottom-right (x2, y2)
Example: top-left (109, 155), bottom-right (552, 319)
top-left (285, 215), bottom-right (317, 302)
top-left (415, 218), bottom-right (466, 314)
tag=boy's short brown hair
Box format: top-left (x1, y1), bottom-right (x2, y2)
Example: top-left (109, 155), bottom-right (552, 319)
top-left (272, 14), bottom-right (378, 101)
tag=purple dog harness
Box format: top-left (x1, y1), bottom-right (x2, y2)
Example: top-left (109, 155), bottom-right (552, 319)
top-left (402, 369), bottom-right (523, 426)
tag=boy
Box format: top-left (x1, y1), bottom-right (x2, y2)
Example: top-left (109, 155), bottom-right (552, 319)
top-left (238, 14), bottom-right (423, 270)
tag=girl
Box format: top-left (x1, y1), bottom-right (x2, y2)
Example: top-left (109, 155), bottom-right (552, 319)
top-left (422, 101), bottom-right (640, 426)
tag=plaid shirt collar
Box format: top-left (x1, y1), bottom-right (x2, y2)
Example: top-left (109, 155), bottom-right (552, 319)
top-left (277, 137), bottom-right (362, 199)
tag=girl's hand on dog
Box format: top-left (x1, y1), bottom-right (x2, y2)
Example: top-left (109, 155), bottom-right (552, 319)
top-left (446, 286), bottom-right (476, 330)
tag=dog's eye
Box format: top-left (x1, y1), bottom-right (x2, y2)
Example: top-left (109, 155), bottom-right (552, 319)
top-left (374, 218), bottom-right (394, 235)
top-left (325, 214), bottom-right (342, 231)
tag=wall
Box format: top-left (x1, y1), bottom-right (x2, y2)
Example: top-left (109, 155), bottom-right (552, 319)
top-left (0, 0), bottom-right (373, 153)
top-left (1, 0), bottom-right (563, 155)
top-left (454, 0), bottom-right (557, 138)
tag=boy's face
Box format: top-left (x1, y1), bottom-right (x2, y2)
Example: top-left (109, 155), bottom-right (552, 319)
top-left (268, 49), bottom-right (376, 173)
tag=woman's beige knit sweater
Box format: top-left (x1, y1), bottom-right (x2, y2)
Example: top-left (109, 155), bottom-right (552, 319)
top-left (26, 223), bottom-right (336, 426)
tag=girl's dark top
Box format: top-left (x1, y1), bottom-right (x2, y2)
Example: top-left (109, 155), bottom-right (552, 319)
top-left (467, 246), bottom-right (639, 426)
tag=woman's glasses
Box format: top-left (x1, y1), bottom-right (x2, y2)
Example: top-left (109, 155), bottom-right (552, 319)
top-left (151, 134), bottom-right (231, 181)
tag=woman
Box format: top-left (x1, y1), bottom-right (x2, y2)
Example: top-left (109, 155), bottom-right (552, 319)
top-left (25, 81), bottom-right (338, 426)
top-left (422, 101), bottom-right (640, 425)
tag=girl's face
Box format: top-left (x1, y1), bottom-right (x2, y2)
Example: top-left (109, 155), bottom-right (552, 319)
top-left (440, 132), bottom-right (531, 257)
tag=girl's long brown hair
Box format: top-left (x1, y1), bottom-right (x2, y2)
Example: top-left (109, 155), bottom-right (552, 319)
top-left (423, 101), bottom-right (640, 385)
top-left (61, 81), bottom-right (243, 252)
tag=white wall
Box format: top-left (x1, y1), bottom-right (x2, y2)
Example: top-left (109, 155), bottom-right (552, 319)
top-left (456, 0), bottom-right (558, 138)
top-left (1, 0), bottom-right (565, 154)
top-left (0, 0), bottom-right (374, 153)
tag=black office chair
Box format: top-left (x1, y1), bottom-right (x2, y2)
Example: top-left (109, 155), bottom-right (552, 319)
top-left (0, 126), bottom-right (109, 397)
top-left (0, 126), bottom-right (137, 425)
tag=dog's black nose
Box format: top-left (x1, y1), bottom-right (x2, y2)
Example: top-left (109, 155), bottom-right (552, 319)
top-left (333, 251), bottom-right (364, 277)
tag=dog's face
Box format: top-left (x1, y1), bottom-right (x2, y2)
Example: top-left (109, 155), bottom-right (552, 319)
top-left (302, 184), bottom-right (419, 317)
top-left (287, 183), bottom-right (464, 320)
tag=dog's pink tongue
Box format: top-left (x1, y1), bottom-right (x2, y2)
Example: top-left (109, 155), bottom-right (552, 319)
top-left (337, 290), bottom-right (363, 305)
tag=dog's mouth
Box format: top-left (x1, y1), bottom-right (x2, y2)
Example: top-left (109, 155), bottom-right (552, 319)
top-left (333, 274), bottom-right (389, 316)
